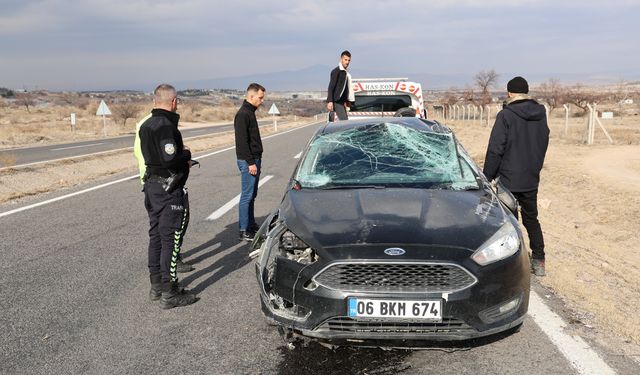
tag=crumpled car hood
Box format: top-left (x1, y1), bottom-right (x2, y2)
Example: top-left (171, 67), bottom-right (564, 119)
top-left (280, 188), bottom-right (507, 251)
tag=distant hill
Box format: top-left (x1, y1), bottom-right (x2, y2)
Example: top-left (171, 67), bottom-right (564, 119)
top-left (174, 65), bottom-right (640, 92)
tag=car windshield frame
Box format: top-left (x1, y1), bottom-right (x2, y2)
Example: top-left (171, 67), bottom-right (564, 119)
top-left (295, 122), bottom-right (479, 190)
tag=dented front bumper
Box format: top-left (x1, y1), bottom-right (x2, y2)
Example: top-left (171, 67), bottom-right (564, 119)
top-left (254, 246), bottom-right (530, 343)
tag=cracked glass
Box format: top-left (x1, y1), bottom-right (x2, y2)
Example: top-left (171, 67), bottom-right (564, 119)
top-left (296, 122), bottom-right (479, 189)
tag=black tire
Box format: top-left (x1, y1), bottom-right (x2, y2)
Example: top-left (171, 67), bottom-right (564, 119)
top-left (394, 107), bottom-right (416, 117)
top-left (508, 322), bottom-right (523, 334)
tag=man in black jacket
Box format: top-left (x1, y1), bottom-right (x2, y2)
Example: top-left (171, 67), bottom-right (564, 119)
top-left (326, 50), bottom-right (353, 121)
top-left (234, 83), bottom-right (265, 241)
top-left (140, 83), bottom-right (197, 308)
top-left (483, 76), bottom-right (550, 276)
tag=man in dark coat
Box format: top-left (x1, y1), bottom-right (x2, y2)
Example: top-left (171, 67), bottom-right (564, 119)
top-left (234, 83), bottom-right (265, 241)
top-left (326, 50), bottom-right (353, 121)
top-left (483, 76), bottom-right (550, 276)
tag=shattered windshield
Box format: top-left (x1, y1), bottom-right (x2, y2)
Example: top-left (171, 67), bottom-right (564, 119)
top-left (296, 122), bottom-right (479, 189)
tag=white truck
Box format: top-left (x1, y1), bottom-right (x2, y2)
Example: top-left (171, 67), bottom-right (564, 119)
top-left (348, 77), bottom-right (427, 119)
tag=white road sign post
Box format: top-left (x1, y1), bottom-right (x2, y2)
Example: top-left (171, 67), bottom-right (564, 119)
top-left (95, 100), bottom-right (111, 136)
top-left (268, 103), bottom-right (280, 132)
top-left (70, 113), bottom-right (76, 132)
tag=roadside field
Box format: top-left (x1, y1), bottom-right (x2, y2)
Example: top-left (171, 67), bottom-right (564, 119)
top-left (448, 114), bottom-right (640, 353)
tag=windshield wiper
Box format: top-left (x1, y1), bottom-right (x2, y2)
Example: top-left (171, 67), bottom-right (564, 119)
top-left (320, 184), bottom-right (386, 190)
top-left (429, 183), bottom-right (479, 190)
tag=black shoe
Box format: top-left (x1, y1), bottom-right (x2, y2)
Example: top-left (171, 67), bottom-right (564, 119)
top-left (159, 283), bottom-right (198, 310)
top-left (176, 258), bottom-right (194, 273)
top-left (531, 259), bottom-right (546, 276)
top-left (249, 223), bottom-right (260, 233)
top-left (149, 284), bottom-right (162, 301)
top-left (239, 230), bottom-right (255, 242)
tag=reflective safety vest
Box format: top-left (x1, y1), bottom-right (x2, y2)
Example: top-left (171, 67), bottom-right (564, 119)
top-left (133, 113), bottom-right (152, 185)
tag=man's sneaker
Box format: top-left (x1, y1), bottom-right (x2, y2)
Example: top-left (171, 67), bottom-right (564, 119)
top-left (176, 258), bottom-right (194, 273)
top-left (531, 259), bottom-right (546, 276)
top-left (249, 223), bottom-right (261, 233)
top-left (149, 284), bottom-right (162, 301)
top-left (239, 230), bottom-right (255, 242)
top-left (159, 284), bottom-right (198, 309)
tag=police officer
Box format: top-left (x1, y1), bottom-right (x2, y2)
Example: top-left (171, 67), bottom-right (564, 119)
top-left (135, 113), bottom-right (194, 274)
top-left (139, 83), bottom-right (197, 309)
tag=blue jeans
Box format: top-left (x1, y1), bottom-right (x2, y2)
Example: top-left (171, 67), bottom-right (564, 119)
top-left (237, 159), bottom-right (261, 231)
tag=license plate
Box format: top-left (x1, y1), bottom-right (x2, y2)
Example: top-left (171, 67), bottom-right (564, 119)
top-left (348, 298), bottom-right (442, 321)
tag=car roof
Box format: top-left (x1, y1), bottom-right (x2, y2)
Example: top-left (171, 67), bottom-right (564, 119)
top-left (318, 117), bottom-right (451, 136)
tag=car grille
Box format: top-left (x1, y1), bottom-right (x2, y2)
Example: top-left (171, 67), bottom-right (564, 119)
top-left (315, 317), bottom-right (477, 335)
top-left (314, 262), bottom-right (476, 293)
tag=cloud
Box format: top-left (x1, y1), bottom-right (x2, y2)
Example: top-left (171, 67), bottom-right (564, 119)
top-left (0, 1), bottom-right (62, 34)
top-left (349, 29), bottom-right (412, 44)
top-left (1, 0), bottom-right (639, 90)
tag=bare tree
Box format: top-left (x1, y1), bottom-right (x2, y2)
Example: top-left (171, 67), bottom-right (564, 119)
top-left (462, 86), bottom-right (476, 104)
top-left (112, 102), bottom-right (141, 127)
top-left (442, 89), bottom-right (459, 106)
top-left (437, 89), bottom-right (459, 118)
top-left (16, 92), bottom-right (35, 113)
top-left (611, 79), bottom-right (630, 106)
top-left (474, 69), bottom-right (499, 105)
top-left (565, 83), bottom-right (602, 114)
top-left (536, 78), bottom-right (564, 113)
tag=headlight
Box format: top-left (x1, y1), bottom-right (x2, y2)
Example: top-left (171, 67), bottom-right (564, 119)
top-left (280, 230), bottom-right (318, 264)
top-left (471, 221), bottom-right (520, 265)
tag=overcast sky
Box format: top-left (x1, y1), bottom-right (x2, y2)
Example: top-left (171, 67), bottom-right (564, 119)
top-left (1, 0), bottom-right (639, 91)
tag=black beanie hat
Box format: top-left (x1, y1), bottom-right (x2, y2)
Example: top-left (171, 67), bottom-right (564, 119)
top-left (507, 76), bottom-right (529, 94)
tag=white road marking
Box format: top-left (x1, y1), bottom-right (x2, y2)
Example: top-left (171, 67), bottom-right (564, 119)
top-left (188, 130), bottom-right (206, 133)
top-left (51, 142), bottom-right (104, 151)
top-left (529, 292), bottom-right (616, 375)
top-left (1, 120), bottom-right (316, 172)
top-left (294, 152), bottom-right (302, 159)
top-left (205, 175), bottom-right (274, 221)
top-left (0, 175), bottom-right (138, 219)
top-left (0, 147), bottom-right (132, 171)
top-left (0, 121), bottom-right (320, 218)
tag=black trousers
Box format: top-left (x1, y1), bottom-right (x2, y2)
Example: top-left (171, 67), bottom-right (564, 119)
top-left (330, 102), bottom-right (348, 121)
top-left (144, 181), bottom-right (189, 287)
top-left (512, 189), bottom-right (545, 260)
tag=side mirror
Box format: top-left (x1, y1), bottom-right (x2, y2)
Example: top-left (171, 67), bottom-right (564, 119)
top-left (495, 179), bottom-right (518, 216)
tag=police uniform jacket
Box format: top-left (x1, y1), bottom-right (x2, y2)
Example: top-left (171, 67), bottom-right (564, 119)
top-left (139, 108), bottom-right (191, 183)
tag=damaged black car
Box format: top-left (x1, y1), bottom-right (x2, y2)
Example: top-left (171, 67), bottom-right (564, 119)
top-left (252, 117), bottom-right (529, 348)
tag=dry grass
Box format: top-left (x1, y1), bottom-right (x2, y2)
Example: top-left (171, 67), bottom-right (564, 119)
top-left (0, 97), bottom-right (259, 149)
top-left (448, 114), bottom-right (640, 351)
top-left (0, 117), bottom-right (314, 203)
top-left (0, 153), bottom-right (16, 168)
top-left (179, 101), bottom-right (237, 122)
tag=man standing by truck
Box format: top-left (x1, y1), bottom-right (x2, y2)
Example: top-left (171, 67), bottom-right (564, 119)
top-left (326, 50), bottom-right (354, 121)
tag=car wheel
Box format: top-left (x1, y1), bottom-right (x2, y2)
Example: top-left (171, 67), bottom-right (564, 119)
top-left (508, 322), bottom-right (523, 334)
top-left (394, 107), bottom-right (416, 117)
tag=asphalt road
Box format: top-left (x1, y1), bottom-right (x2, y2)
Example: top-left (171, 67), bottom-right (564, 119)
top-left (0, 120), bottom-right (276, 167)
top-left (0, 121), bottom-right (635, 374)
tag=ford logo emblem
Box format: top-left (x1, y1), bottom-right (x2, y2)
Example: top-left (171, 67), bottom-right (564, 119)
top-left (384, 247), bottom-right (406, 256)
